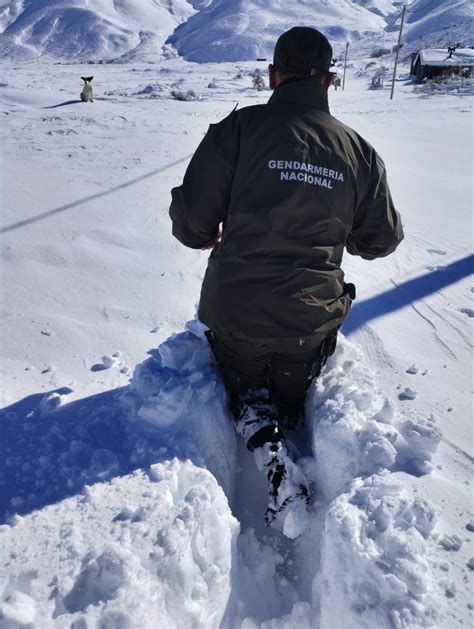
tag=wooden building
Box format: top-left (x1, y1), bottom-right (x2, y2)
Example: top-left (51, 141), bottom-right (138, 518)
top-left (411, 48), bottom-right (474, 82)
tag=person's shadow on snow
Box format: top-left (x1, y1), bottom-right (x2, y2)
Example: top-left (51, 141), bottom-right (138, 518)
top-left (0, 326), bottom-right (234, 524)
top-left (343, 253), bottom-right (474, 335)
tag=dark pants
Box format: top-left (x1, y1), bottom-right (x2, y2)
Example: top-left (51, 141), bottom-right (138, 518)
top-left (211, 331), bottom-right (337, 432)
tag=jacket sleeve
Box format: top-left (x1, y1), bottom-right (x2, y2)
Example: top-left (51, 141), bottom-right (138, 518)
top-left (346, 150), bottom-right (404, 260)
top-left (169, 117), bottom-right (238, 249)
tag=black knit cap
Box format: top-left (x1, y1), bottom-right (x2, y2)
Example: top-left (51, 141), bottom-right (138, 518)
top-left (273, 26), bottom-right (332, 76)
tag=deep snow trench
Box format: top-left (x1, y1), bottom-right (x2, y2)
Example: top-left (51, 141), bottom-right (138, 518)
top-left (0, 320), bottom-right (445, 628)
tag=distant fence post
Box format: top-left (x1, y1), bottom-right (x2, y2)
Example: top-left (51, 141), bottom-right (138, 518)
top-left (390, 4), bottom-right (407, 100)
top-left (342, 42), bottom-right (349, 91)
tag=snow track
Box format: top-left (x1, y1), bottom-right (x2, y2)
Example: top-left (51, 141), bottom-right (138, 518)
top-left (0, 321), bottom-right (445, 627)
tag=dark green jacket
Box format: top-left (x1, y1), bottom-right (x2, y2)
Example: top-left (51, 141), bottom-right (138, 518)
top-left (170, 77), bottom-right (403, 347)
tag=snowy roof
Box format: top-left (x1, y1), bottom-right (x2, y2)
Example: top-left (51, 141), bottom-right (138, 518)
top-left (417, 48), bottom-right (474, 67)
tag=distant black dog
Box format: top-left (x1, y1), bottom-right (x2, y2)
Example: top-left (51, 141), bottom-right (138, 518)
top-left (80, 76), bottom-right (94, 102)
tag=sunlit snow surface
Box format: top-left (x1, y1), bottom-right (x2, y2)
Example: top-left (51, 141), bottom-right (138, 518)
top-left (0, 52), bottom-right (473, 628)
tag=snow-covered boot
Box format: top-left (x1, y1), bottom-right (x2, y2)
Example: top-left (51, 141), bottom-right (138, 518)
top-left (235, 389), bottom-right (280, 450)
top-left (254, 442), bottom-right (311, 537)
top-left (235, 389), bottom-right (311, 537)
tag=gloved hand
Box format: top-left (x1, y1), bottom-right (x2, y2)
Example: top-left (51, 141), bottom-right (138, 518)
top-left (200, 226), bottom-right (222, 251)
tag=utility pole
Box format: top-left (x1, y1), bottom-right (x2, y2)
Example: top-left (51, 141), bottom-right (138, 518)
top-left (342, 41), bottom-right (349, 91)
top-left (390, 4), bottom-right (406, 100)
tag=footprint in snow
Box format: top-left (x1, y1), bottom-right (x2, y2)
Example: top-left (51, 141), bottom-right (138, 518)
top-left (459, 308), bottom-right (474, 318)
top-left (39, 392), bottom-right (64, 414)
top-left (91, 363), bottom-right (109, 372)
top-left (425, 264), bottom-right (446, 272)
top-left (399, 387), bottom-right (417, 400)
top-left (444, 583), bottom-right (456, 599)
top-left (90, 352), bottom-right (123, 372)
top-left (427, 248), bottom-right (447, 255)
top-left (47, 128), bottom-right (78, 136)
top-left (406, 364), bottom-right (419, 375)
top-left (62, 549), bottom-right (127, 613)
top-left (439, 534), bottom-right (463, 551)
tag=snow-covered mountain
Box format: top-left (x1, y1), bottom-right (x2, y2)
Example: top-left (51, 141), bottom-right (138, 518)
top-left (0, 0), bottom-right (197, 61)
top-left (167, 0), bottom-right (389, 63)
top-left (1, 0), bottom-right (472, 63)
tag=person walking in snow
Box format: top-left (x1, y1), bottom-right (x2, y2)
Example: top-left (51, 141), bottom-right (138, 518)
top-left (169, 26), bottom-right (403, 530)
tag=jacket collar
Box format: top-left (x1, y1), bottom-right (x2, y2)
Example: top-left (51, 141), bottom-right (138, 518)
top-left (268, 76), bottom-right (330, 114)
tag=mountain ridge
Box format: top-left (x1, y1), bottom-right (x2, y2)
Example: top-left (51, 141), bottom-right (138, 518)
top-left (0, 0), bottom-right (472, 63)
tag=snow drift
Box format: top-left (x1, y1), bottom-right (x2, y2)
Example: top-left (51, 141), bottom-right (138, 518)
top-left (0, 460), bottom-right (238, 628)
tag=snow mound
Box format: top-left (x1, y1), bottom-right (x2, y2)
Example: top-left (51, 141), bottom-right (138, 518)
top-left (318, 474), bottom-right (437, 628)
top-left (310, 340), bottom-right (441, 503)
top-left (123, 320), bottom-right (237, 498)
top-left (306, 338), bottom-right (440, 628)
top-left (414, 75), bottom-right (474, 98)
top-left (0, 459), bottom-right (238, 628)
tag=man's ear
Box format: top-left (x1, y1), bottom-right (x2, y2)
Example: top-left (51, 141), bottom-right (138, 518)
top-left (268, 63), bottom-right (277, 90)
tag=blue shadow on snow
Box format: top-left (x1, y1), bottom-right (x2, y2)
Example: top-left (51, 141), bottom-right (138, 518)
top-left (0, 383), bottom-right (195, 523)
top-left (342, 254), bottom-right (474, 335)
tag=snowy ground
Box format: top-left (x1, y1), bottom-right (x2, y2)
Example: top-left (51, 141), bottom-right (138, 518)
top-left (0, 58), bottom-right (473, 628)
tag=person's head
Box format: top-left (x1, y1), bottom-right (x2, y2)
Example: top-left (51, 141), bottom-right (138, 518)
top-left (269, 26), bottom-right (333, 90)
